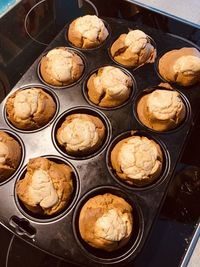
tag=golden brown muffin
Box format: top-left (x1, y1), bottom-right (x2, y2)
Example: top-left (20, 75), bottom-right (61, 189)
top-left (56, 113), bottom-right (106, 156)
top-left (79, 193), bottom-right (133, 251)
top-left (16, 157), bottom-right (73, 216)
top-left (6, 87), bottom-right (56, 130)
top-left (87, 66), bottom-right (133, 107)
top-left (111, 135), bottom-right (163, 186)
top-left (158, 47), bottom-right (200, 86)
top-left (0, 131), bottom-right (21, 182)
top-left (68, 15), bottom-right (109, 49)
top-left (110, 29), bottom-right (156, 67)
top-left (137, 89), bottom-right (186, 131)
top-left (40, 47), bottom-right (84, 86)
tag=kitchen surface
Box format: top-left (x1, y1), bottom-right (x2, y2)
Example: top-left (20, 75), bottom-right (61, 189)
top-left (0, 0), bottom-right (200, 266)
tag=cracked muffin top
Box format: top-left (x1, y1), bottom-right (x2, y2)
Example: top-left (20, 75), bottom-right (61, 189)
top-left (68, 15), bottom-right (108, 49)
top-left (110, 29), bottom-right (156, 68)
top-left (6, 87), bottom-right (56, 130)
top-left (79, 193), bottom-right (133, 251)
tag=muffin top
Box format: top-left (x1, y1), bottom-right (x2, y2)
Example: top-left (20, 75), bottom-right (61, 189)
top-left (16, 157), bottom-right (73, 215)
top-left (110, 29), bottom-right (156, 67)
top-left (87, 66), bottom-right (133, 107)
top-left (147, 89), bottom-right (185, 120)
top-left (0, 131), bottom-right (22, 181)
top-left (125, 30), bottom-right (152, 54)
top-left (158, 47), bottom-right (200, 86)
top-left (68, 15), bottom-right (108, 48)
top-left (6, 87), bottom-right (56, 130)
top-left (79, 193), bottom-right (133, 251)
top-left (40, 47), bottom-right (84, 86)
top-left (111, 136), bottom-right (163, 186)
top-left (56, 113), bottom-right (105, 155)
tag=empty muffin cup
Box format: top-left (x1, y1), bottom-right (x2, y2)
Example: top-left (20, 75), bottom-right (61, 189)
top-left (107, 131), bottom-right (170, 189)
top-left (83, 65), bottom-right (136, 109)
top-left (134, 86), bottom-right (190, 132)
top-left (5, 85), bottom-right (59, 132)
top-left (52, 106), bottom-right (112, 160)
top-left (15, 155), bottom-right (79, 222)
top-left (109, 29), bottom-right (156, 69)
top-left (67, 15), bottom-right (110, 49)
top-left (0, 129), bottom-right (24, 184)
top-left (73, 186), bottom-right (144, 264)
top-left (37, 47), bottom-right (86, 88)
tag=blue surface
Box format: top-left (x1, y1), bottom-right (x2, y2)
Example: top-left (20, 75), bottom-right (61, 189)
top-left (0, 0), bottom-right (16, 15)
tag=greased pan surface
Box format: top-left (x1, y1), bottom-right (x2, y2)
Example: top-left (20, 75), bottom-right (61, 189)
top-left (0, 17), bottom-right (199, 266)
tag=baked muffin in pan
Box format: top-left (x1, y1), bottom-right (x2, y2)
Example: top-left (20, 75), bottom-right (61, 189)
top-left (136, 88), bottom-right (186, 131)
top-left (110, 29), bottom-right (156, 68)
top-left (0, 131), bottom-right (22, 182)
top-left (6, 87), bottom-right (56, 130)
top-left (40, 47), bottom-right (84, 86)
top-left (56, 113), bottom-right (106, 156)
top-left (79, 193), bottom-right (133, 251)
top-left (16, 157), bottom-right (74, 216)
top-left (87, 66), bottom-right (133, 108)
top-left (158, 47), bottom-right (200, 86)
top-left (111, 135), bottom-right (163, 186)
top-left (68, 15), bottom-right (109, 49)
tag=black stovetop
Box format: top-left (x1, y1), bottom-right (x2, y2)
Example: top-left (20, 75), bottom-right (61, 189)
top-left (1, 1), bottom-right (200, 266)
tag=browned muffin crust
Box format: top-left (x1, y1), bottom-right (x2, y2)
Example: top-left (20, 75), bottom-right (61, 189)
top-left (40, 47), bottom-right (84, 86)
top-left (158, 47), bottom-right (200, 86)
top-left (111, 136), bottom-right (163, 186)
top-left (16, 157), bottom-right (74, 215)
top-left (136, 89), bottom-right (186, 131)
top-left (87, 66), bottom-right (132, 108)
top-left (79, 193), bottom-right (133, 251)
top-left (0, 131), bottom-right (21, 182)
top-left (56, 113), bottom-right (106, 156)
top-left (6, 87), bottom-right (56, 130)
top-left (68, 16), bottom-right (108, 49)
top-left (110, 31), bottom-right (156, 67)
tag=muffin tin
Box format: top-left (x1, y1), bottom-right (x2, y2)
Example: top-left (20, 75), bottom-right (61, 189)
top-left (0, 17), bottom-right (200, 266)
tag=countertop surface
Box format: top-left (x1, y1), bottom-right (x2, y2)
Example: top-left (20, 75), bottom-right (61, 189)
top-left (125, 0), bottom-right (200, 28)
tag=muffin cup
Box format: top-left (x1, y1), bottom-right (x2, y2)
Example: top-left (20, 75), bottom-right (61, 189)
top-left (14, 155), bottom-right (80, 222)
top-left (65, 19), bottom-right (111, 51)
top-left (82, 64), bottom-right (137, 110)
top-left (37, 47), bottom-right (87, 89)
top-left (133, 86), bottom-right (191, 133)
top-left (4, 84), bottom-right (60, 133)
top-left (52, 106), bottom-right (112, 160)
top-left (106, 130), bottom-right (170, 190)
top-left (0, 129), bottom-right (25, 185)
top-left (154, 47), bottom-right (200, 88)
top-left (72, 186), bottom-right (144, 264)
top-left (108, 34), bottom-right (157, 70)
